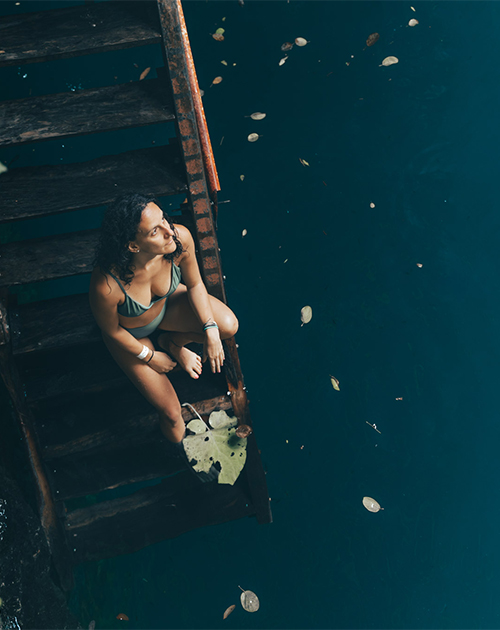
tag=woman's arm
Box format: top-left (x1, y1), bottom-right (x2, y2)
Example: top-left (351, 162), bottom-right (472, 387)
top-left (176, 226), bottom-right (225, 372)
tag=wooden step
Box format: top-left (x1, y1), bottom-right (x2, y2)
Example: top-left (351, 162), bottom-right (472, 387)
top-left (65, 474), bottom-right (254, 563)
top-left (38, 390), bottom-right (231, 460)
top-left (21, 341), bottom-right (228, 404)
top-left (0, 214), bottom-right (190, 288)
top-left (0, 144), bottom-right (187, 224)
top-left (0, 78), bottom-right (175, 148)
top-left (0, 2), bottom-right (161, 68)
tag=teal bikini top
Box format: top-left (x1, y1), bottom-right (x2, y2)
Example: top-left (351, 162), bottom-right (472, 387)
top-left (109, 262), bottom-right (181, 318)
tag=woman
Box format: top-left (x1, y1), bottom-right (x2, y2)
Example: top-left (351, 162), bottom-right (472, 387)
top-left (89, 193), bottom-right (238, 449)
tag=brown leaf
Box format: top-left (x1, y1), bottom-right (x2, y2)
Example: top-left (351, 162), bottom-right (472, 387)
top-left (212, 76), bottom-right (223, 85)
top-left (236, 424), bottom-right (252, 438)
top-left (139, 67), bottom-right (151, 81)
top-left (366, 32), bottom-right (380, 47)
top-left (223, 605), bottom-right (236, 620)
top-left (281, 42), bottom-right (294, 51)
top-left (213, 33), bottom-right (224, 41)
top-left (116, 614), bottom-right (129, 621)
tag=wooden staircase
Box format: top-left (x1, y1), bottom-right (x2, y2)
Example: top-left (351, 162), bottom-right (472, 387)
top-left (0, 0), bottom-right (271, 591)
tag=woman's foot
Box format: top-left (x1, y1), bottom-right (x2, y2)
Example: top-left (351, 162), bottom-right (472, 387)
top-left (159, 334), bottom-right (202, 379)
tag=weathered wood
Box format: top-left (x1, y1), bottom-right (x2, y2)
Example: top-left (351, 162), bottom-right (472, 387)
top-left (0, 2), bottom-right (161, 68)
top-left (0, 79), bottom-right (175, 148)
top-left (0, 144), bottom-right (187, 224)
top-left (40, 392), bottom-right (231, 460)
top-left (157, 4), bottom-right (226, 302)
top-left (0, 299), bottom-right (74, 590)
top-left (21, 341), bottom-right (227, 403)
top-left (65, 474), bottom-right (254, 563)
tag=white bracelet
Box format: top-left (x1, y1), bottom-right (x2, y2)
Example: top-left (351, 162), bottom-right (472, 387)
top-left (136, 345), bottom-right (149, 360)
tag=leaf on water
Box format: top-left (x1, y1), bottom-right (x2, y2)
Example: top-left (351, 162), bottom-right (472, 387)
top-left (240, 174), bottom-right (245, 181)
top-left (223, 605), bottom-right (236, 620)
top-left (212, 76), bottom-right (223, 85)
top-left (381, 56), bottom-right (399, 66)
top-left (300, 305), bottom-right (312, 325)
top-left (366, 32), bottom-right (380, 47)
top-left (213, 33), bottom-right (224, 41)
top-left (182, 410), bottom-right (247, 485)
top-left (250, 112), bottom-right (266, 120)
top-left (362, 496), bottom-right (384, 513)
top-left (139, 67), bottom-right (151, 81)
top-left (241, 228), bottom-right (248, 237)
top-left (370, 202), bottom-right (375, 208)
top-left (240, 589), bottom-right (260, 612)
top-left (221, 60), bottom-right (228, 65)
top-left (281, 42), bottom-right (294, 51)
top-left (279, 56), bottom-right (288, 66)
top-left (410, 5), bottom-right (416, 11)
top-left (116, 614), bottom-right (129, 621)
top-left (395, 397), bottom-right (403, 400)
top-left (416, 263), bottom-right (423, 268)
top-left (215, 27), bottom-right (225, 35)
top-left (295, 37), bottom-right (308, 47)
top-left (299, 158), bottom-right (310, 167)
top-left (0, 162), bottom-right (8, 175)
top-left (330, 375), bottom-right (340, 391)
top-left (408, 18), bottom-right (419, 26)
top-left (235, 424), bottom-right (252, 438)
top-left (247, 133), bottom-right (259, 142)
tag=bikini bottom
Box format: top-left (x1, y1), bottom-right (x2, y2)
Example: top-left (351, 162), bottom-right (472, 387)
top-left (121, 301), bottom-right (168, 339)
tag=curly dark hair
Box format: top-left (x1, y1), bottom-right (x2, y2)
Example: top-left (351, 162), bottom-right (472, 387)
top-left (94, 193), bottom-right (184, 285)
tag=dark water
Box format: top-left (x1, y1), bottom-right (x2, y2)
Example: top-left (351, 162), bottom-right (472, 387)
top-left (1, 1), bottom-right (499, 628)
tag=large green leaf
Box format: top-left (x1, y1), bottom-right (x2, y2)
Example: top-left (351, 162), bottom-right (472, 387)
top-left (183, 410), bottom-right (247, 485)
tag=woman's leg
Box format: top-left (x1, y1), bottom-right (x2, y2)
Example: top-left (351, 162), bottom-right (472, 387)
top-left (157, 285), bottom-right (239, 376)
top-left (102, 333), bottom-right (185, 443)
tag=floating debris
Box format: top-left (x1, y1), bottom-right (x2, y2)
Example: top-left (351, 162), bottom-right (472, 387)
top-left (408, 18), bottom-right (419, 26)
top-left (239, 586), bottom-right (260, 612)
top-left (369, 202), bottom-right (375, 208)
top-left (213, 28), bottom-right (225, 41)
top-left (221, 60), bottom-right (228, 65)
top-left (381, 56), bottom-right (399, 67)
top-left (139, 67), bottom-right (151, 81)
top-left (0, 162), bottom-right (8, 175)
top-left (240, 174), bottom-right (245, 181)
top-left (363, 497), bottom-right (384, 513)
top-left (416, 263), bottom-right (423, 268)
top-left (281, 42), bottom-right (294, 51)
top-left (236, 424), bottom-right (252, 438)
top-left (211, 76), bottom-right (223, 86)
top-left (247, 133), bottom-right (260, 142)
top-left (295, 37), bottom-right (308, 47)
top-left (410, 5), bottom-right (416, 11)
top-left (299, 158), bottom-right (310, 167)
top-left (366, 32), bottom-right (380, 47)
top-left (300, 305), bottom-right (312, 326)
top-left (223, 605), bottom-right (236, 620)
top-left (116, 613), bottom-right (130, 621)
top-left (241, 228), bottom-right (248, 237)
top-left (395, 397), bottom-right (403, 400)
top-left (279, 56), bottom-right (288, 66)
top-left (366, 421), bottom-right (381, 434)
top-left (330, 375), bottom-right (340, 391)
top-left (249, 112), bottom-right (266, 120)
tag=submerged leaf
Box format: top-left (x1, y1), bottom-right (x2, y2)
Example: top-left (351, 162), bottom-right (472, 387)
top-left (223, 605), bottom-right (236, 620)
top-left (281, 42), bottom-right (294, 51)
top-left (408, 18), bottom-right (419, 26)
top-left (300, 305), bottom-right (312, 325)
top-left (139, 67), bottom-right (151, 81)
top-left (362, 496), bottom-right (384, 513)
top-left (247, 133), bottom-right (260, 142)
top-left (330, 375), bottom-right (340, 391)
top-left (295, 37), bottom-right (308, 47)
top-left (366, 32), bottom-right (380, 47)
top-left (381, 56), bottom-right (399, 67)
top-left (250, 112), bottom-right (266, 120)
top-left (240, 589), bottom-right (260, 612)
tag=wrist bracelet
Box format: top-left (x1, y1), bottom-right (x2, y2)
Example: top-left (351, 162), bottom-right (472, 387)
top-left (136, 344), bottom-right (149, 360)
top-left (203, 322), bottom-right (219, 331)
top-left (146, 350), bottom-right (155, 364)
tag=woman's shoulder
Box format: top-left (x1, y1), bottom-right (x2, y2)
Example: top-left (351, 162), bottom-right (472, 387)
top-left (89, 267), bottom-right (121, 301)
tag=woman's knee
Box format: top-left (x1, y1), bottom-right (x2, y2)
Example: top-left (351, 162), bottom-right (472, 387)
top-left (219, 311), bottom-right (239, 339)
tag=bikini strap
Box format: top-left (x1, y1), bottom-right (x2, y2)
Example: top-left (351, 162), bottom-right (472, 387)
top-left (108, 271), bottom-right (127, 295)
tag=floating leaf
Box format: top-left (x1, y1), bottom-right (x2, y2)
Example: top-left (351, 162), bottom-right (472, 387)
top-left (381, 56), bottom-right (399, 67)
top-left (213, 33), bottom-right (224, 41)
top-left (235, 424), bottom-right (252, 438)
top-left (295, 37), bottom-right (308, 47)
top-left (395, 397), bottom-right (403, 400)
top-left (0, 162), bottom-right (8, 175)
top-left (215, 27), bottom-right (225, 35)
top-left (330, 375), bottom-right (340, 391)
top-left (139, 67), bottom-right (151, 81)
top-left (300, 305), bottom-right (312, 326)
top-left (408, 18), bottom-right (419, 26)
top-left (366, 32), bottom-right (380, 47)
top-left (279, 56), bottom-right (288, 66)
top-left (362, 497), bottom-right (384, 513)
top-left (240, 174), bottom-right (245, 181)
top-left (223, 605), bottom-right (236, 620)
top-left (250, 112), bottom-right (266, 120)
top-left (299, 158), bottom-right (309, 167)
top-left (416, 263), bottom-right (423, 268)
top-left (241, 228), bottom-right (248, 237)
top-left (247, 133), bottom-right (260, 142)
top-left (369, 202), bottom-right (375, 208)
top-left (186, 418), bottom-right (208, 434)
top-left (239, 588), bottom-right (260, 612)
top-left (182, 410), bottom-right (247, 485)
top-left (212, 76), bottom-right (223, 85)
top-left (281, 42), bottom-right (294, 51)
top-left (116, 614), bottom-right (129, 621)
top-left (410, 5), bottom-right (416, 11)
top-left (221, 60), bottom-right (228, 66)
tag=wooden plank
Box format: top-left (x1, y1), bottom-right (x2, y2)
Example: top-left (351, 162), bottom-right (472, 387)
top-left (21, 341), bottom-right (227, 403)
top-left (0, 144), bottom-right (187, 224)
top-left (0, 212), bottom-right (191, 288)
top-left (0, 2), bottom-right (161, 68)
top-left (40, 393), bottom-right (232, 460)
top-left (65, 474), bottom-right (254, 563)
top-left (0, 79), bottom-right (175, 148)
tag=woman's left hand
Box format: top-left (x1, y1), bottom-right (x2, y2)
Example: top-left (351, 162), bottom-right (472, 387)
top-left (203, 327), bottom-right (225, 373)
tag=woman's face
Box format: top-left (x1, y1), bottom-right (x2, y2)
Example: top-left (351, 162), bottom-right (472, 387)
top-left (129, 203), bottom-right (176, 255)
